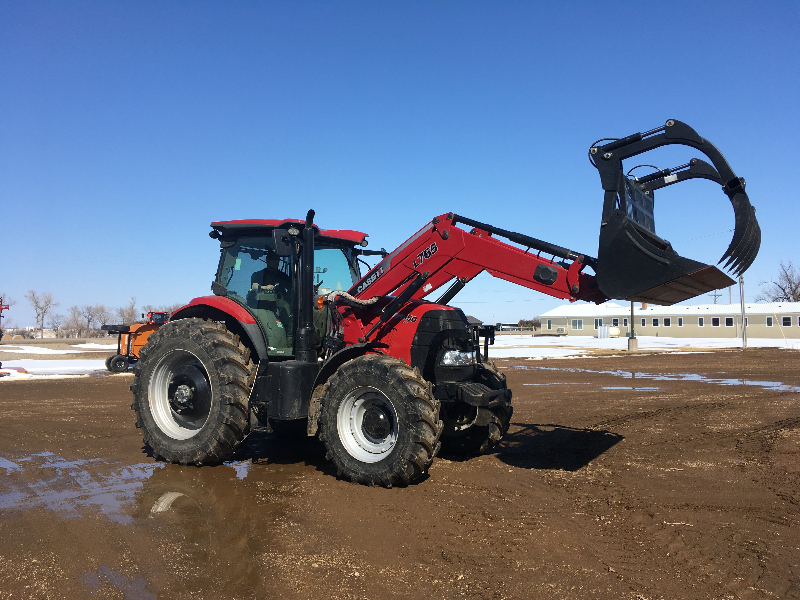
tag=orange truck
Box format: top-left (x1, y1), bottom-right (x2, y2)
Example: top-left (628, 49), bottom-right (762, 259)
top-left (102, 312), bottom-right (169, 372)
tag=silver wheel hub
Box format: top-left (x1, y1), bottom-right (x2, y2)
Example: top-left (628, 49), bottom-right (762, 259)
top-left (148, 350), bottom-right (212, 440)
top-left (337, 386), bottom-right (398, 463)
top-left (171, 384), bottom-right (195, 413)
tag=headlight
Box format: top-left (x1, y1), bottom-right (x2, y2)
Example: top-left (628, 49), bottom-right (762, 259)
top-left (439, 350), bottom-right (475, 366)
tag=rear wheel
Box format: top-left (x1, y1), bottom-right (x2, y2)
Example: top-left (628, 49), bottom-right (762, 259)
top-left (318, 354), bottom-right (442, 487)
top-left (130, 318), bottom-right (255, 465)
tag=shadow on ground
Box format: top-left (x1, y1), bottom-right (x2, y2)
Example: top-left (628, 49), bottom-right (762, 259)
top-left (494, 423), bottom-right (623, 471)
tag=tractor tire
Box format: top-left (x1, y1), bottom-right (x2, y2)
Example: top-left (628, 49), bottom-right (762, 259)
top-left (109, 354), bottom-right (129, 373)
top-left (317, 354), bottom-right (442, 487)
top-left (440, 361), bottom-right (513, 456)
top-left (130, 318), bottom-right (256, 466)
top-left (105, 355), bottom-right (114, 371)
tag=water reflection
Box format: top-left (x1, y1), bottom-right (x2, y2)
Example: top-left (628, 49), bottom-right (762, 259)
top-left (511, 365), bottom-right (800, 393)
top-left (0, 452), bottom-right (164, 523)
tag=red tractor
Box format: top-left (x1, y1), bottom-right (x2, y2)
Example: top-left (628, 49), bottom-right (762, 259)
top-left (130, 120), bottom-right (760, 486)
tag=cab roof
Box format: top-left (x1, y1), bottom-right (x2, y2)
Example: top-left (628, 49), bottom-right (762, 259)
top-left (210, 219), bottom-right (368, 245)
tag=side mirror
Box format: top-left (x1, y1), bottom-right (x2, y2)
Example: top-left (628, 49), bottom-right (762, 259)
top-left (272, 229), bottom-right (292, 257)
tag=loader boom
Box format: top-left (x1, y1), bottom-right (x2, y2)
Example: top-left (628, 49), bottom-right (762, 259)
top-left (350, 212), bottom-right (608, 306)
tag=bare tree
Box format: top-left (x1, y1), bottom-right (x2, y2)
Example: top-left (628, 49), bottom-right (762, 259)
top-left (93, 305), bottom-right (113, 328)
top-left (64, 305), bottom-right (85, 338)
top-left (756, 261), bottom-right (800, 302)
top-left (117, 297), bottom-right (138, 325)
top-left (80, 305), bottom-right (96, 331)
top-left (48, 313), bottom-right (66, 337)
top-left (25, 290), bottom-right (59, 338)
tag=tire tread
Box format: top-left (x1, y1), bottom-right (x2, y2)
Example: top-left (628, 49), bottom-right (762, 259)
top-left (130, 318), bottom-right (255, 465)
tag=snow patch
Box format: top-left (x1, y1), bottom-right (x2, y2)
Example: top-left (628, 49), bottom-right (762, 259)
top-left (489, 335), bottom-right (800, 358)
top-left (72, 343), bottom-right (118, 349)
top-left (0, 345), bottom-right (87, 355)
top-left (0, 359), bottom-right (108, 379)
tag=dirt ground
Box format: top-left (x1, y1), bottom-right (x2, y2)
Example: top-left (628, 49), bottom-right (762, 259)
top-left (0, 348), bottom-right (798, 599)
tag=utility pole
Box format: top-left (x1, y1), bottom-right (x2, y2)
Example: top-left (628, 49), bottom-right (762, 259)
top-left (709, 289), bottom-right (721, 304)
top-left (739, 275), bottom-right (747, 349)
top-left (628, 300), bottom-right (637, 351)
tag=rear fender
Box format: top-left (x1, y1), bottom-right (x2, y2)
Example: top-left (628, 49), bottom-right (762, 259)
top-left (170, 296), bottom-right (268, 361)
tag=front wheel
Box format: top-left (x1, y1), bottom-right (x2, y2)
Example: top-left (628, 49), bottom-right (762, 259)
top-left (318, 355), bottom-right (442, 487)
top-left (130, 319), bottom-right (255, 465)
top-left (109, 354), bottom-right (129, 373)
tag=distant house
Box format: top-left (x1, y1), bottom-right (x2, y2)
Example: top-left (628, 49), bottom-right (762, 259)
top-left (539, 302), bottom-right (800, 339)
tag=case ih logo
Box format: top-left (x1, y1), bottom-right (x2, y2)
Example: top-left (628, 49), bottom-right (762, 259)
top-left (357, 267), bottom-right (384, 294)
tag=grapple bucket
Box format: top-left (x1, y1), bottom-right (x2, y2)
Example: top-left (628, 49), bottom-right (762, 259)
top-left (591, 120), bottom-right (760, 305)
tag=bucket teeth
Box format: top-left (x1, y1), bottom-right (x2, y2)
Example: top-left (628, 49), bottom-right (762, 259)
top-left (719, 194), bottom-right (761, 276)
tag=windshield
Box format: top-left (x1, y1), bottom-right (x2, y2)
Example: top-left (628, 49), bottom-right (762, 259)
top-left (314, 247), bottom-right (359, 294)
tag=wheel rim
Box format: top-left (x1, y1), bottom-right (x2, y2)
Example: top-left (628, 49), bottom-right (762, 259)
top-left (337, 386), bottom-right (398, 463)
top-left (148, 350), bottom-right (213, 440)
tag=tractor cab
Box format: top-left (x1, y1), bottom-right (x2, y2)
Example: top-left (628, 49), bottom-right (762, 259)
top-left (209, 220), bottom-right (366, 358)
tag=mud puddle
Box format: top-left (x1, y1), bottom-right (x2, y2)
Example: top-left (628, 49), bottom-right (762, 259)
top-left (0, 452), bottom-right (164, 523)
top-left (0, 433), bottom-right (318, 598)
top-left (512, 365), bottom-right (800, 393)
top-left (522, 381), bottom-right (661, 390)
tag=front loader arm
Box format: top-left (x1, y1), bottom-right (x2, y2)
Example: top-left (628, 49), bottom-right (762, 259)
top-left (349, 212), bottom-right (607, 306)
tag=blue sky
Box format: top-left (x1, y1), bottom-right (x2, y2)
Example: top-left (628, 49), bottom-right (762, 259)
top-left (2, 1), bottom-right (798, 327)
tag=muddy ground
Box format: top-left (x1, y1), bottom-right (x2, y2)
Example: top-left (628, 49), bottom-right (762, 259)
top-left (0, 348), bottom-right (798, 599)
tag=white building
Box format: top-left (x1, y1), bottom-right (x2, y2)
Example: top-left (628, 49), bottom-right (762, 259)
top-left (539, 302), bottom-right (800, 339)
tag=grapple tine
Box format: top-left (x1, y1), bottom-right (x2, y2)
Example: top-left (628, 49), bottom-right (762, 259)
top-left (733, 218), bottom-right (761, 275)
top-left (718, 193), bottom-right (760, 275)
top-left (726, 219), bottom-right (759, 276)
